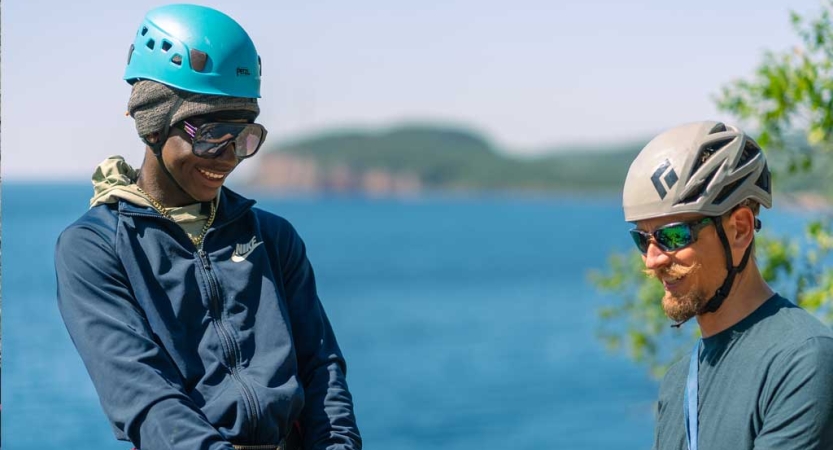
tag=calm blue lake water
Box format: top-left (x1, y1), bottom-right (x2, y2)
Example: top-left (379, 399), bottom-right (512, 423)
top-left (1, 182), bottom-right (814, 449)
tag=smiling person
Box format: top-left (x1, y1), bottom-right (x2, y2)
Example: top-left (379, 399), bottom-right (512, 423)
top-left (54, 4), bottom-right (361, 450)
top-left (623, 121), bottom-right (833, 450)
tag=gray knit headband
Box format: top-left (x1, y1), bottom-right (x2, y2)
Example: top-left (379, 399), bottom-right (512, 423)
top-left (127, 80), bottom-right (260, 140)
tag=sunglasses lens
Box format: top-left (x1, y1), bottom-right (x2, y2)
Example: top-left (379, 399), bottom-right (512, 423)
top-left (192, 123), bottom-right (266, 159)
top-left (235, 125), bottom-right (267, 158)
top-left (629, 230), bottom-right (650, 254)
top-left (655, 224), bottom-right (693, 251)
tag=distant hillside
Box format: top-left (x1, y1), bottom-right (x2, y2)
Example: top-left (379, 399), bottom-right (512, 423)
top-left (247, 124), bottom-right (643, 195)
top-left (245, 123), bottom-right (833, 198)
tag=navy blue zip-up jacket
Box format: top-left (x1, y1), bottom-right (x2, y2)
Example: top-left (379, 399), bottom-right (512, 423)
top-left (55, 187), bottom-right (361, 450)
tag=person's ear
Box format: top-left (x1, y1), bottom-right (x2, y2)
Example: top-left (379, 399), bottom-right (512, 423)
top-left (728, 207), bottom-right (755, 259)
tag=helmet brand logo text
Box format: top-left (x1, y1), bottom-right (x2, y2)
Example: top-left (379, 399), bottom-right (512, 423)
top-left (236, 67), bottom-right (251, 76)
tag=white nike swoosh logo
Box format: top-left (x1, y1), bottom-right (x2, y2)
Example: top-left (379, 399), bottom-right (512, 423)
top-left (232, 240), bottom-right (263, 262)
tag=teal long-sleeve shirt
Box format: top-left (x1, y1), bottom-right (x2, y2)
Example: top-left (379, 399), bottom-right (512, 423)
top-left (653, 295), bottom-right (833, 450)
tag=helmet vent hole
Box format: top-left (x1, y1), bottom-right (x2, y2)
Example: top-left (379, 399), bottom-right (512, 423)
top-left (140, 26), bottom-right (148, 36)
top-left (740, 140), bottom-right (761, 164)
top-left (708, 123), bottom-right (727, 134)
top-left (714, 174), bottom-right (752, 205)
top-left (171, 54), bottom-right (183, 66)
top-left (258, 56), bottom-right (262, 76)
top-left (756, 162), bottom-right (771, 193)
top-left (680, 171), bottom-right (715, 204)
top-left (146, 39), bottom-right (155, 50)
top-left (690, 138), bottom-right (732, 175)
top-left (127, 44), bottom-right (134, 64)
top-left (161, 40), bottom-right (173, 52)
top-left (190, 49), bottom-right (208, 72)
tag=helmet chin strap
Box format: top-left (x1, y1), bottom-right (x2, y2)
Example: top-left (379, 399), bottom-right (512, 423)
top-left (141, 97), bottom-right (197, 203)
top-left (670, 215), bottom-right (755, 328)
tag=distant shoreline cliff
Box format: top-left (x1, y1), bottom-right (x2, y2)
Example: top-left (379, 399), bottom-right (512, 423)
top-left (246, 124), bottom-right (643, 196)
top-left (243, 123), bottom-right (833, 200)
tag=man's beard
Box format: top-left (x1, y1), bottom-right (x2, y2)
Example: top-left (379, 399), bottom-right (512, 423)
top-left (644, 263), bottom-right (706, 322)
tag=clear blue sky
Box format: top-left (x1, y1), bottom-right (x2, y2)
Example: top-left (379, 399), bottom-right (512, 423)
top-left (2, 0), bottom-right (822, 180)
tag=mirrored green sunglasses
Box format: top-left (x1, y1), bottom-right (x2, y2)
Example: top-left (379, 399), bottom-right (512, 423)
top-left (629, 217), bottom-right (714, 254)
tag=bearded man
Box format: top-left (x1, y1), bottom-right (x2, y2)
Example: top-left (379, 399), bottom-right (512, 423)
top-left (622, 121), bottom-right (833, 450)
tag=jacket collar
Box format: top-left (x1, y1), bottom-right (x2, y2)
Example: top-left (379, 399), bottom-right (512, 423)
top-left (118, 186), bottom-right (257, 227)
top-left (215, 187), bottom-right (257, 226)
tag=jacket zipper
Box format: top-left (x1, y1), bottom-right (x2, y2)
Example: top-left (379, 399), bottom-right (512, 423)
top-left (124, 208), bottom-right (261, 438)
top-left (197, 247), bottom-right (260, 438)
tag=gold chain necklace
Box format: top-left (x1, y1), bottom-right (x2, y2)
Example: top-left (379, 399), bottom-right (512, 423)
top-left (136, 186), bottom-right (216, 247)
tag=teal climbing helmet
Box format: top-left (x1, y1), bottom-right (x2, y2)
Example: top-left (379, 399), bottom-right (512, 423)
top-left (124, 4), bottom-right (261, 98)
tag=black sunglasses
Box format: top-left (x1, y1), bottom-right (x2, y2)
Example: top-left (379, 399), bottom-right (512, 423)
top-left (176, 120), bottom-right (268, 159)
top-left (629, 217), bottom-right (715, 254)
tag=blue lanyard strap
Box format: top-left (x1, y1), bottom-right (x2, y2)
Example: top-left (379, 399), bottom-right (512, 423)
top-left (684, 339), bottom-right (702, 450)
